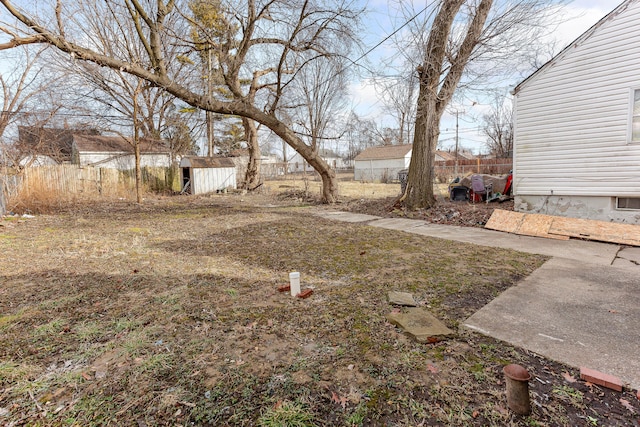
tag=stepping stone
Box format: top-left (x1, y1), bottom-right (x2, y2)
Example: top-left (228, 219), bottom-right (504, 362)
top-left (387, 291), bottom-right (418, 307)
top-left (387, 308), bottom-right (454, 343)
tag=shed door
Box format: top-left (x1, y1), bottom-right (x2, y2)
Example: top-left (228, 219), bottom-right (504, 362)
top-left (181, 167), bottom-right (192, 194)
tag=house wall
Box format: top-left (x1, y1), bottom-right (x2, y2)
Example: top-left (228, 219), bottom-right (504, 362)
top-left (513, 1), bottom-right (640, 222)
top-left (514, 194), bottom-right (640, 223)
top-left (354, 157), bottom-right (409, 181)
top-left (190, 167), bottom-right (236, 194)
top-left (78, 153), bottom-right (171, 169)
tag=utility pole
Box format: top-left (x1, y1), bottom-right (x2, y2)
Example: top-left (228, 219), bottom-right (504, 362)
top-left (454, 110), bottom-right (461, 176)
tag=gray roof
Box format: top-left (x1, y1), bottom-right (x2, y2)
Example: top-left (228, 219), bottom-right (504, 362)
top-left (354, 144), bottom-right (412, 161)
top-left (180, 156), bottom-right (236, 168)
top-left (73, 134), bottom-right (169, 154)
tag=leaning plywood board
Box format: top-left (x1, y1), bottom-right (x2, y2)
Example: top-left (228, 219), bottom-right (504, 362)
top-left (484, 209), bottom-right (525, 233)
top-left (549, 217), bottom-right (640, 246)
top-left (484, 209), bottom-right (569, 240)
top-left (519, 214), bottom-right (570, 240)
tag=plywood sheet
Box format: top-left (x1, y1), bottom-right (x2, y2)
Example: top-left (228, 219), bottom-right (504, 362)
top-left (484, 210), bottom-right (569, 240)
top-left (549, 217), bottom-right (640, 246)
top-left (519, 214), bottom-right (570, 240)
top-left (485, 209), bottom-right (525, 233)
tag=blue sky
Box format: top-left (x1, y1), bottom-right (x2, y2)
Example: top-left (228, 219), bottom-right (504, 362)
top-left (348, 0), bottom-right (624, 154)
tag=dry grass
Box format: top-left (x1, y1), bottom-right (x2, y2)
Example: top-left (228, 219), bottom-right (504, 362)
top-left (262, 173), bottom-right (449, 200)
top-left (0, 194), bottom-right (638, 426)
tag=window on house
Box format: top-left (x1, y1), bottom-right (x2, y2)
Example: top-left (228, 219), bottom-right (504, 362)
top-left (633, 89), bottom-right (640, 141)
top-left (616, 197), bottom-right (640, 210)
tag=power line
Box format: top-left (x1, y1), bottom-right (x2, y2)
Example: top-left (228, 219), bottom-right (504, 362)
top-left (350, 2), bottom-right (437, 68)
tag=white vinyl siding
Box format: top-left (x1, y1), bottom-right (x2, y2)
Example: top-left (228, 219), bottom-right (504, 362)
top-left (190, 167), bottom-right (236, 194)
top-left (514, 0), bottom-right (640, 197)
top-left (78, 152), bottom-right (171, 169)
top-left (354, 156), bottom-right (410, 181)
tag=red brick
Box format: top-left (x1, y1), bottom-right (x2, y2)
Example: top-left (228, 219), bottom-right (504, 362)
top-left (579, 367), bottom-right (623, 392)
top-left (297, 289), bottom-right (313, 299)
top-left (277, 284), bottom-right (290, 292)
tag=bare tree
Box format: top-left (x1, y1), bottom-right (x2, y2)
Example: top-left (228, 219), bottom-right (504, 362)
top-left (0, 0), bottom-right (361, 202)
top-left (482, 92), bottom-right (513, 158)
top-left (394, 0), bottom-right (559, 208)
top-left (286, 55), bottom-right (350, 158)
top-left (374, 68), bottom-right (418, 146)
top-left (0, 45), bottom-right (53, 142)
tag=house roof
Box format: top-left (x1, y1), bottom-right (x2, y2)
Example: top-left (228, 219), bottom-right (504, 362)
top-left (513, 0), bottom-right (634, 94)
top-left (73, 134), bottom-right (169, 154)
top-left (354, 144), bottom-right (412, 161)
top-left (180, 156), bottom-right (236, 168)
top-left (18, 126), bottom-right (100, 162)
top-left (318, 148), bottom-right (341, 158)
top-left (435, 150), bottom-right (456, 161)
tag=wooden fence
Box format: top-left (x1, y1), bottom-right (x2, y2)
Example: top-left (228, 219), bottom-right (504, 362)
top-left (1, 165), bottom-right (178, 212)
top-left (434, 158), bottom-right (512, 183)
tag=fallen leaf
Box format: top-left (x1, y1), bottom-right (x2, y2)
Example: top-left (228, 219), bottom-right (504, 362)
top-left (331, 391), bottom-right (348, 409)
top-left (427, 364), bottom-right (438, 374)
top-left (620, 398), bottom-right (636, 414)
top-left (562, 372), bottom-right (577, 383)
top-left (495, 405), bottom-right (509, 416)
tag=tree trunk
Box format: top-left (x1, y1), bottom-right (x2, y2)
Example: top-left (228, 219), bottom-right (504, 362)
top-left (133, 81), bottom-right (143, 204)
top-left (134, 141), bottom-right (142, 203)
top-left (401, 0), bottom-right (492, 210)
top-left (403, 80), bottom-right (441, 209)
top-left (241, 117), bottom-right (261, 190)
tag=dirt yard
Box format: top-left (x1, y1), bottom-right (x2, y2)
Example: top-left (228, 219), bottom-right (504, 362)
top-left (1, 191), bottom-right (638, 426)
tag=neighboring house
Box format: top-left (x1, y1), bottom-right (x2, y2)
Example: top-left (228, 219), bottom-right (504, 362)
top-left (17, 126), bottom-right (100, 164)
top-left (179, 156), bottom-right (236, 194)
top-left (354, 144), bottom-right (412, 182)
top-left (18, 154), bottom-right (58, 167)
top-left (288, 148), bottom-right (348, 173)
top-left (72, 134), bottom-right (171, 169)
top-left (513, 0), bottom-right (640, 224)
top-left (456, 149), bottom-right (476, 160)
top-left (435, 150), bottom-right (456, 162)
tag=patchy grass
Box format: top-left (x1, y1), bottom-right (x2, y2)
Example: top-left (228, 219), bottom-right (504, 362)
top-left (0, 194), bottom-right (638, 426)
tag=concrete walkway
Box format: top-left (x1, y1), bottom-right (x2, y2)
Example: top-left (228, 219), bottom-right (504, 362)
top-left (314, 210), bottom-right (640, 390)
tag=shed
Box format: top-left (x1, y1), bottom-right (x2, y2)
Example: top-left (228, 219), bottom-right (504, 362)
top-left (512, 0), bottom-right (640, 224)
top-left (354, 144), bottom-right (412, 182)
top-left (179, 156), bottom-right (236, 194)
top-left (72, 135), bottom-right (171, 169)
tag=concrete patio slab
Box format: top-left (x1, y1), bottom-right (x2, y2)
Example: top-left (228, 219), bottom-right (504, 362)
top-left (465, 257), bottom-right (640, 390)
top-left (613, 247), bottom-right (640, 268)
